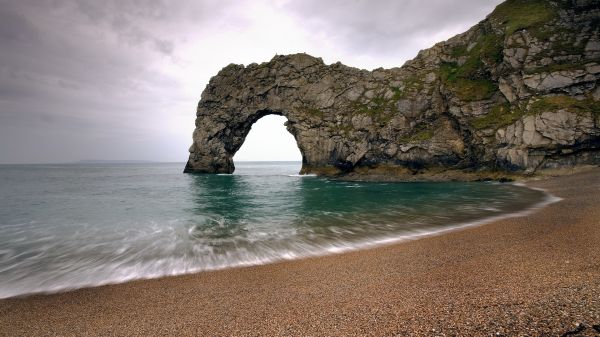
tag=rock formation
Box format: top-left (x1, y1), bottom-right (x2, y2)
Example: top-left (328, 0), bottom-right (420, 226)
top-left (185, 0), bottom-right (600, 179)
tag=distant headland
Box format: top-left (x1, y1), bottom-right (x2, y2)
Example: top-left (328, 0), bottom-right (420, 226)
top-left (76, 160), bottom-right (157, 164)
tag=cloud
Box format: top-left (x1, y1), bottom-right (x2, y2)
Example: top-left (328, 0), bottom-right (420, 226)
top-left (281, 0), bottom-right (502, 68)
top-left (0, 0), bottom-right (219, 163)
top-left (0, 0), bottom-right (503, 163)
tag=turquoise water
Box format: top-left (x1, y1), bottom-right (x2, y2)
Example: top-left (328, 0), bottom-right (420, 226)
top-left (0, 162), bottom-right (551, 298)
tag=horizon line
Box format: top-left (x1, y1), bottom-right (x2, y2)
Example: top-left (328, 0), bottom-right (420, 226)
top-left (0, 160), bottom-right (303, 165)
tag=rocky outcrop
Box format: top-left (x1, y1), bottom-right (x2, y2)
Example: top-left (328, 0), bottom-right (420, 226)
top-left (185, 0), bottom-right (600, 179)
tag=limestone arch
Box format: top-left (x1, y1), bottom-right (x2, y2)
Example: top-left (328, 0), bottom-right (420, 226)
top-left (184, 54), bottom-right (353, 175)
top-left (184, 53), bottom-right (467, 176)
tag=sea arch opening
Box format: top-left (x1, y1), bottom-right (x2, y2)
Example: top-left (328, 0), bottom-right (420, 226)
top-left (232, 114), bottom-right (303, 174)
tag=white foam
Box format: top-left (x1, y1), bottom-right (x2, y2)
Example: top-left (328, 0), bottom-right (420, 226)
top-left (0, 184), bottom-right (561, 299)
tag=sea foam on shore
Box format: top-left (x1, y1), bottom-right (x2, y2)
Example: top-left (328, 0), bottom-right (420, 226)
top-left (0, 162), bottom-right (551, 298)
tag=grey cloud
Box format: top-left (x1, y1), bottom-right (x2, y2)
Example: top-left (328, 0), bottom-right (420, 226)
top-left (154, 39), bottom-right (175, 55)
top-left (284, 0), bottom-right (503, 58)
top-left (0, 6), bottom-right (38, 42)
top-left (72, 0), bottom-right (235, 55)
top-left (75, 1), bottom-right (178, 54)
top-left (0, 0), bottom-right (224, 163)
top-left (0, 0), bottom-right (506, 164)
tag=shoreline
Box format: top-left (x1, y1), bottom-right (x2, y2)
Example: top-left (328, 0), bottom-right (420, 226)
top-left (0, 179), bottom-right (555, 300)
top-left (1, 167), bottom-right (599, 336)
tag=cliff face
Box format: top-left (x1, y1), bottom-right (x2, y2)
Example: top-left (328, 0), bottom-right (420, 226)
top-left (185, 0), bottom-right (600, 179)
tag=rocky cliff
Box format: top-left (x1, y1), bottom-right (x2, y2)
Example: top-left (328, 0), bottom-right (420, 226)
top-left (185, 0), bottom-right (600, 180)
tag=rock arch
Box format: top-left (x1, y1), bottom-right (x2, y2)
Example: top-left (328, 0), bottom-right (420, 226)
top-left (184, 53), bottom-right (468, 175)
top-left (185, 1), bottom-right (600, 178)
top-left (196, 108), bottom-right (303, 173)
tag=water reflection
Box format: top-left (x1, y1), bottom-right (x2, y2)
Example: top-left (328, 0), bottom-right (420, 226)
top-left (183, 172), bottom-right (548, 251)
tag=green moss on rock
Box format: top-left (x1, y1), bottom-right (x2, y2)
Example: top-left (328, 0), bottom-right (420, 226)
top-left (333, 122), bottom-right (354, 135)
top-left (440, 28), bottom-right (502, 102)
top-left (454, 79), bottom-right (497, 102)
top-left (400, 124), bottom-right (435, 143)
top-left (349, 91), bottom-right (401, 124)
top-left (401, 76), bottom-right (425, 93)
top-left (490, 0), bottom-right (557, 38)
top-left (471, 103), bottom-right (525, 130)
top-left (440, 62), bottom-right (497, 101)
top-left (472, 95), bottom-right (600, 131)
top-left (529, 95), bottom-right (600, 117)
top-left (408, 129), bottom-right (434, 142)
top-left (351, 101), bottom-right (383, 117)
top-left (479, 33), bottom-right (504, 64)
top-left (390, 86), bottom-right (404, 100)
top-left (525, 58), bottom-right (600, 75)
top-left (302, 107), bottom-right (325, 118)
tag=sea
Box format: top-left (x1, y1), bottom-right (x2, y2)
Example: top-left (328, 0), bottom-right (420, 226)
top-left (0, 161), bottom-right (555, 298)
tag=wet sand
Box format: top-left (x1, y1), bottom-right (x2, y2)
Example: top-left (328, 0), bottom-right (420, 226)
top-left (1, 167), bottom-right (599, 336)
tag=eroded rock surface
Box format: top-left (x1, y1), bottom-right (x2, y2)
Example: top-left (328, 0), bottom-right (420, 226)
top-left (185, 0), bottom-right (600, 178)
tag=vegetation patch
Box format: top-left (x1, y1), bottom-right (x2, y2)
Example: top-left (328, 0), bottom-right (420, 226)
top-left (551, 33), bottom-right (587, 55)
top-left (480, 33), bottom-right (504, 64)
top-left (489, 0), bottom-right (557, 38)
top-left (390, 86), bottom-right (404, 100)
top-left (454, 78), bottom-right (497, 102)
top-left (400, 123), bottom-right (435, 143)
top-left (471, 103), bottom-right (525, 130)
top-left (525, 58), bottom-right (600, 74)
top-left (333, 122), bottom-right (354, 135)
top-left (450, 45), bottom-right (468, 59)
top-left (529, 95), bottom-right (600, 117)
top-left (351, 100), bottom-right (385, 117)
top-left (387, 76), bottom-right (426, 102)
top-left (349, 90), bottom-right (404, 124)
top-left (471, 95), bottom-right (600, 131)
top-left (450, 32), bottom-right (503, 69)
top-left (402, 76), bottom-right (425, 93)
top-left (440, 62), bottom-right (497, 101)
top-left (302, 107), bottom-right (325, 118)
top-left (525, 62), bottom-right (581, 74)
top-left (440, 29), bottom-right (503, 102)
top-left (439, 62), bottom-right (460, 82)
top-left (407, 129), bottom-right (434, 142)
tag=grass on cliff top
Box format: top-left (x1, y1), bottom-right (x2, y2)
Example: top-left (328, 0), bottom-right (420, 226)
top-left (489, 0), bottom-right (557, 37)
top-left (441, 30), bottom-right (502, 102)
top-left (453, 33), bottom-right (504, 65)
top-left (448, 33), bottom-right (504, 77)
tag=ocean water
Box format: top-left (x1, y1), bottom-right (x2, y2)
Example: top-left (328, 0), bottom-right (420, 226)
top-left (0, 162), bottom-right (553, 298)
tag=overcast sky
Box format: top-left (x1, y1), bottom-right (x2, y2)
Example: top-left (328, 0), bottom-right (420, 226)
top-left (0, 0), bottom-right (503, 164)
